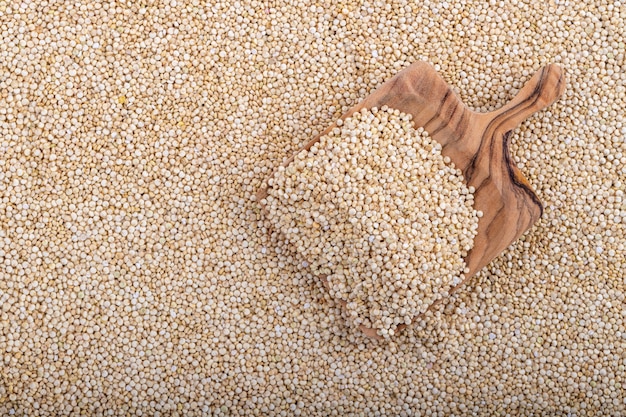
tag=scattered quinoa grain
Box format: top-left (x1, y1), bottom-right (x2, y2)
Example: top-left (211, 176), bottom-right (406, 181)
top-left (0, 0), bottom-right (624, 415)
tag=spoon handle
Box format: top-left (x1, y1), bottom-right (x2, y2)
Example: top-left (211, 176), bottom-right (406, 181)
top-left (483, 64), bottom-right (566, 134)
top-left (459, 65), bottom-right (566, 286)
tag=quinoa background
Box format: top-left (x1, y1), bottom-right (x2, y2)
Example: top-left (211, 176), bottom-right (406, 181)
top-left (0, 0), bottom-right (624, 415)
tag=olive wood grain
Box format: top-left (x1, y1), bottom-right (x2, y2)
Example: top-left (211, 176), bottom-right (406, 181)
top-left (257, 62), bottom-right (566, 338)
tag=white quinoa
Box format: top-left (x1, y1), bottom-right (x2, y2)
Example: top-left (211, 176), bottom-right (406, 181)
top-left (265, 107), bottom-right (480, 338)
top-left (0, 0), bottom-right (624, 415)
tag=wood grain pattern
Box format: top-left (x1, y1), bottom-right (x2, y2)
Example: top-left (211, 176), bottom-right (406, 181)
top-left (257, 62), bottom-right (566, 338)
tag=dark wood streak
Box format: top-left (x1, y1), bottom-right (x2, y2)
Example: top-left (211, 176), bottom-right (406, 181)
top-left (463, 154), bottom-right (478, 182)
top-left (256, 61), bottom-right (566, 339)
top-left (441, 107), bottom-right (469, 151)
top-left (431, 99), bottom-right (459, 137)
top-left (425, 89), bottom-right (451, 130)
top-left (502, 130), bottom-right (544, 217)
top-left (453, 107), bottom-right (469, 137)
top-left (473, 175), bottom-right (490, 194)
top-left (485, 202), bottom-right (506, 246)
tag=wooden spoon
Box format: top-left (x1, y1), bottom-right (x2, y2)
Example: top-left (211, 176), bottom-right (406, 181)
top-left (257, 62), bottom-right (566, 338)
